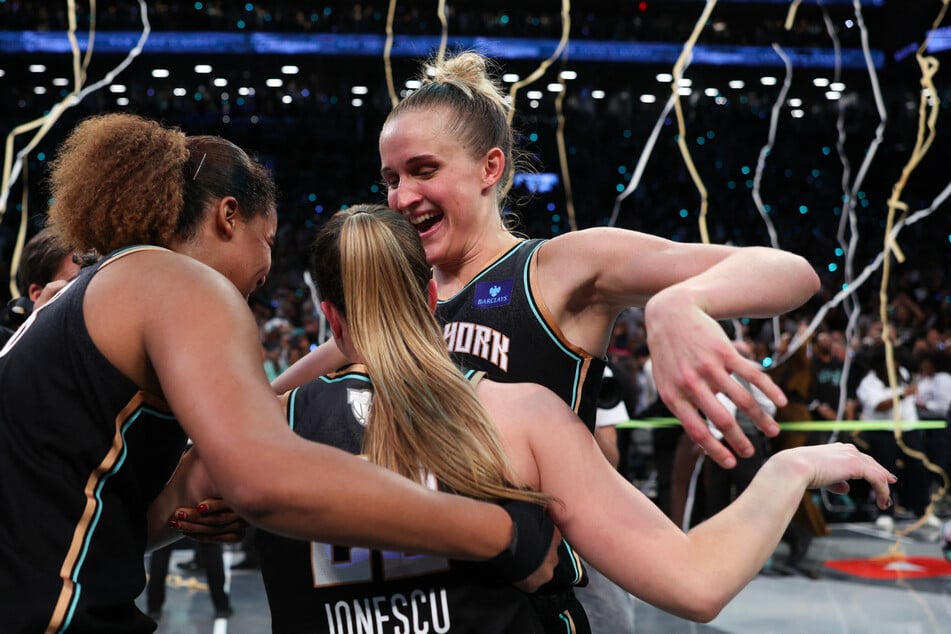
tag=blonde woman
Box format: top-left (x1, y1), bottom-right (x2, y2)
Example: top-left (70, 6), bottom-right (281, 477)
top-left (261, 205), bottom-right (894, 633)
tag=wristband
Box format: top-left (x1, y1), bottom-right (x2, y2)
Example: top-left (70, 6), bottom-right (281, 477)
top-left (483, 499), bottom-right (555, 583)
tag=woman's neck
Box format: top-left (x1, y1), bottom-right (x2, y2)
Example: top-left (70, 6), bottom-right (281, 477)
top-left (433, 233), bottom-right (521, 298)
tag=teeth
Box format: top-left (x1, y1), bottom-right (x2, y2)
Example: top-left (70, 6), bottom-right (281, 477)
top-left (408, 212), bottom-right (439, 226)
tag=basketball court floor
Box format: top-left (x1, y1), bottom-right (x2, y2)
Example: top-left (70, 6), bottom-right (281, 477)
top-left (138, 517), bottom-right (951, 634)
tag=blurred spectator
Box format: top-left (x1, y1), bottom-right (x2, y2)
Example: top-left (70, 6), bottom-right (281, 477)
top-left (856, 343), bottom-right (937, 531)
top-left (1, 227), bottom-right (83, 344)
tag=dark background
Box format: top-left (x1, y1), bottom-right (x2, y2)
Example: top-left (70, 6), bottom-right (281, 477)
top-left (1, 0), bottom-right (950, 331)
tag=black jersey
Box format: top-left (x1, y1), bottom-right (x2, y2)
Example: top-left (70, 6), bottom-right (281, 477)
top-left (435, 239), bottom-right (606, 432)
top-left (260, 366), bottom-right (587, 634)
top-left (0, 247), bottom-right (187, 632)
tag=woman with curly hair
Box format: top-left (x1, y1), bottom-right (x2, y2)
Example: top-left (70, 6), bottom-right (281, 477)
top-left (0, 113), bottom-right (557, 632)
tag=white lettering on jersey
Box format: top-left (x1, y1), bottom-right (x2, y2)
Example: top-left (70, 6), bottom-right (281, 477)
top-left (442, 321), bottom-right (509, 372)
top-left (323, 587), bottom-right (450, 634)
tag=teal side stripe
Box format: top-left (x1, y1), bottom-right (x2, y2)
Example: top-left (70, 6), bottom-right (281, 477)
top-left (59, 405), bottom-right (175, 632)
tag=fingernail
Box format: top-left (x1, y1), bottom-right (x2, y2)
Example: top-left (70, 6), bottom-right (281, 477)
top-left (197, 503), bottom-right (209, 513)
top-left (168, 519), bottom-right (180, 529)
top-left (177, 510), bottom-right (187, 520)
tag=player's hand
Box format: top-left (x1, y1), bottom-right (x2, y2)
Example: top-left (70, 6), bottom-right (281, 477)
top-left (170, 498), bottom-right (247, 543)
top-left (646, 299), bottom-right (784, 468)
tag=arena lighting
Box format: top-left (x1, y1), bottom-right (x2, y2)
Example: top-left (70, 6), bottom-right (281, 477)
top-left (351, 85), bottom-right (368, 95)
top-left (33, 86), bottom-right (47, 95)
top-left (526, 90), bottom-right (543, 100)
top-left (116, 97), bottom-right (130, 106)
top-left (281, 65), bottom-right (299, 74)
top-left (265, 78), bottom-right (283, 87)
top-left (677, 86), bottom-right (692, 96)
top-left (238, 87), bottom-right (253, 95)
top-left (529, 100), bottom-right (540, 109)
top-left (655, 72), bottom-right (673, 83)
top-left (788, 97), bottom-right (803, 107)
top-left (0, 32), bottom-right (884, 68)
top-left (213, 78), bottom-right (228, 87)
top-left (351, 98), bottom-right (363, 107)
top-left (29, 64), bottom-right (46, 73)
top-left (405, 79), bottom-right (422, 89)
top-left (151, 69), bottom-right (170, 78)
top-left (0, 69), bottom-right (5, 77)
top-left (813, 77), bottom-right (830, 87)
top-left (194, 64), bottom-right (213, 74)
top-left (714, 96), bottom-right (728, 105)
top-left (546, 83), bottom-right (563, 92)
top-left (728, 80), bottom-right (745, 89)
top-left (704, 87), bottom-right (719, 97)
top-left (52, 77), bottom-right (69, 86)
top-left (559, 70), bottom-right (577, 80)
top-left (760, 76), bottom-right (778, 86)
top-left (109, 84), bottom-right (127, 93)
top-left (502, 73), bottom-right (520, 83)
top-left (678, 77), bottom-right (693, 87)
top-left (591, 89), bottom-right (605, 99)
top-left (825, 91), bottom-right (842, 100)
top-left (791, 109), bottom-right (805, 118)
top-left (640, 94), bottom-right (657, 104)
top-left (281, 95), bottom-right (292, 104)
top-left (829, 82), bottom-right (846, 91)
top-left (173, 87), bottom-right (187, 96)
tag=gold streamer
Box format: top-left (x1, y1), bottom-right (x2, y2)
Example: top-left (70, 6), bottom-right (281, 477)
top-left (783, 0), bottom-right (801, 31)
top-left (878, 0), bottom-right (950, 544)
top-left (502, 0), bottom-right (571, 200)
top-left (383, 0), bottom-right (399, 108)
top-left (2, 0), bottom-right (94, 298)
top-left (7, 167), bottom-right (29, 300)
top-left (553, 64), bottom-right (576, 232)
top-left (671, 0), bottom-right (718, 244)
top-left (435, 0), bottom-right (449, 64)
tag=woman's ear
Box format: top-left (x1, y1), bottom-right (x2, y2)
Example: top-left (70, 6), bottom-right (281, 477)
top-left (321, 300), bottom-right (345, 342)
top-left (214, 196), bottom-right (240, 239)
top-left (482, 147), bottom-right (506, 189)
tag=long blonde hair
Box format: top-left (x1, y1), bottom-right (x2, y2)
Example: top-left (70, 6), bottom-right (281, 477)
top-left (311, 204), bottom-right (547, 505)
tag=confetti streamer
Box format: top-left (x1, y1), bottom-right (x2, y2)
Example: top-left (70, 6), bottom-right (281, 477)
top-left (2, 1), bottom-right (150, 300)
top-left (671, 0), bottom-right (719, 244)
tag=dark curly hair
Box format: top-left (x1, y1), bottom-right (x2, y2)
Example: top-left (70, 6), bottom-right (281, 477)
top-left (47, 113), bottom-right (276, 254)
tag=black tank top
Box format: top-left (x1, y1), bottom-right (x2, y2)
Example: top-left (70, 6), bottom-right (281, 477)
top-left (435, 240), bottom-right (606, 432)
top-left (0, 247), bottom-right (187, 632)
top-left (260, 366), bottom-right (588, 633)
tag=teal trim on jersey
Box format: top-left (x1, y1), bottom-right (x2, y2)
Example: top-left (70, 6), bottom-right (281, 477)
top-left (60, 405), bottom-right (176, 632)
top-left (520, 242), bottom-right (585, 412)
top-left (287, 388), bottom-right (300, 431)
top-left (435, 240), bottom-right (535, 305)
top-left (561, 538), bottom-right (584, 585)
top-left (318, 372), bottom-right (372, 384)
top-left (558, 612), bottom-right (572, 633)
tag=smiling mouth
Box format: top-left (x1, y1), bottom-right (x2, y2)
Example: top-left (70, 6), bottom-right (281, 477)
top-left (409, 211), bottom-right (442, 234)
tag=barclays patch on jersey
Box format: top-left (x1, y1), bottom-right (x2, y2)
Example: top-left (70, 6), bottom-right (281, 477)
top-left (472, 279), bottom-right (514, 308)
